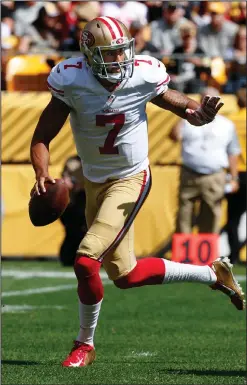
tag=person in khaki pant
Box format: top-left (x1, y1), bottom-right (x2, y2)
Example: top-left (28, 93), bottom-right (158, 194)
top-left (177, 166), bottom-right (226, 233)
top-left (170, 87), bottom-right (241, 233)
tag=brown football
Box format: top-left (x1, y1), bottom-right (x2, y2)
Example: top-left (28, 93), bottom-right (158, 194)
top-left (29, 178), bottom-right (70, 226)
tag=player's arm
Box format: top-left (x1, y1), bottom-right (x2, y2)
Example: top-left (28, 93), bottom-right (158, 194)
top-left (151, 89), bottom-right (224, 126)
top-left (30, 96), bottom-right (70, 195)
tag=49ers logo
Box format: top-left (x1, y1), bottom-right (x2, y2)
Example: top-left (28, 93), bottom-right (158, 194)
top-left (81, 31), bottom-right (95, 47)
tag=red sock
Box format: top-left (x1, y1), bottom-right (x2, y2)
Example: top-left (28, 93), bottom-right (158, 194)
top-left (114, 257), bottom-right (165, 289)
top-left (74, 255), bottom-right (104, 305)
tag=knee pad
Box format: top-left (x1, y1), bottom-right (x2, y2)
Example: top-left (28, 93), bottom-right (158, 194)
top-left (74, 255), bottom-right (101, 280)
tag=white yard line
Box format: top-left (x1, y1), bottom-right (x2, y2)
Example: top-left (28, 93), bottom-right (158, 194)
top-left (133, 352), bottom-right (156, 357)
top-left (2, 304), bottom-right (65, 313)
top-left (2, 284), bottom-right (76, 297)
top-left (1, 269), bottom-right (245, 298)
top-left (2, 270), bottom-right (245, 281)
top-left (2, 269), bottom-right (109, 280)
top-left (235, 275), bottom-right (246, 282)
top-left (2, 271), bottom-right (112, 298)
top-left (127, 351), bottom-right (157, 358)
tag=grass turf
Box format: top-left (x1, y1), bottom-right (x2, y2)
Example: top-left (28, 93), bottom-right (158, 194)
top-left (1, 260), bottom-right (246, 385)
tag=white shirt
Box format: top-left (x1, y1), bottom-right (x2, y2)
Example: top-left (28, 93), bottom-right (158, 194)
top-left (47, 55), bottom-right (170, 182)
top-left (100, 2), bottom-right (148, 29)
top-left (180, 115), bottom-right (241, 174)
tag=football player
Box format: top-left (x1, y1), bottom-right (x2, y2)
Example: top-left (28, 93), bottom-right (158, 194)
top-left (30, 16), bottom-right (245, 367)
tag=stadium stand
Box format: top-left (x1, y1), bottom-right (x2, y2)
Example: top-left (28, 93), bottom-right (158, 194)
top-left (5, 54), bottom-right (61, 91)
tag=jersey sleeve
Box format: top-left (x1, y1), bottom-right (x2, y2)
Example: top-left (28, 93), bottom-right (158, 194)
top-left (151, 59), bottom-right (170, 97)
top-left (138, 56), bottom-right (170, 99)
top-left (47, 63), bottom-right (73, 107)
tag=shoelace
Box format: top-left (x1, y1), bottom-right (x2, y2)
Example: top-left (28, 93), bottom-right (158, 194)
top-left (69, 341), bottom-right (92, 355)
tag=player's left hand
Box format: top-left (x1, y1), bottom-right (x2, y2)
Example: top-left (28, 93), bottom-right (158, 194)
top-left (185, 95), bottom-right (224, 126)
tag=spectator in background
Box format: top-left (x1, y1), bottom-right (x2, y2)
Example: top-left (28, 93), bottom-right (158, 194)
top-left (1, 1), bottom-right (17, 90)
top-left (225, 88), bottom-right (246, 264)
top-left (74, 1), bottom-right (100, 23)
top-left (59, 155), bottom-right (87, 267)
top-left (224, 25), bottom-right (246, 93)
top-left (55, 1), bottom-right (78, 42)
top-left (1, 1), bottom-right (15, 38)
top-left (145, 1), bottom-right (163, 23)
top-left (55, 1), bottom-right (101, 43)
top-left (100, 1), bottom-right (148, 29)
top-left (1, 1), bottom-right (19, 50)
top-left (14, 1), bottom-right (43, 35)
top-left (175, 2), bottom-right (198, 20)
top-left (129, 20), bottom-right (159, 56)
top-left (149, 1), bottom-right (188, 55)
top-left (198, 2), bottom-right (239, 58)
top-left (190, 1), bottom-right (211, 27)
top-left (230, 24), bottom-right (246, 64)
top-left (60, 2), bottom-right (100, 52)
top-left (170, 87), bottom-right (240, 234)
top-left (238, 1), bottom-right (246, 24)
top-left (15, 2), bottom-right (63, 54)
top-left (169, 21), bottom-right (209, 93)
top-left (227, 1), bottom-right (246, 26)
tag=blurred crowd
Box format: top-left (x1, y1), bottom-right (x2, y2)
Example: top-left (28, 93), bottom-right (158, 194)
top-left (1, 1), bottom-right (246, 93)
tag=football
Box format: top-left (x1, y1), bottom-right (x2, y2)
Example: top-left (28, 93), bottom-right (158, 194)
top-left (29, 178), bottom-right (70, 226)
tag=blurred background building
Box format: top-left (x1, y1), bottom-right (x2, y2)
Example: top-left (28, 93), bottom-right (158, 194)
top-left (1, 1), bottom-right (246, 264)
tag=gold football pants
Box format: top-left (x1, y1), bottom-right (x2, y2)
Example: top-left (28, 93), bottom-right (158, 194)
top-left (77, 168), bottom-right (151, 281)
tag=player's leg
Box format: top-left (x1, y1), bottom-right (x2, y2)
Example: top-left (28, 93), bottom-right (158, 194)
top-left (63, 169), bottom-right (151, 367)
top-left (112, 250), bottom-right (216, 289)
top-left (107, 173), bottom-right (244, 310)
top-left (99, 175), bottom-right (216, 291)
top-left (113, 255), bottom-right (245, 310)
top-left (99, 168), bottom-right (216, 290)
top-left (62, 179), bottom-right (101, 367)
top-left (102, 224), bottom-right (136, 281)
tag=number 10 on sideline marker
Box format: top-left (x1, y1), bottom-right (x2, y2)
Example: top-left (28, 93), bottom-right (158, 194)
top-left (172, 233), bottom-right (219, 265)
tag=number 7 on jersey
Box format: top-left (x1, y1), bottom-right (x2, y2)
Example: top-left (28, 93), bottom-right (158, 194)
top-left (96, 114), bottom-right (125, 155)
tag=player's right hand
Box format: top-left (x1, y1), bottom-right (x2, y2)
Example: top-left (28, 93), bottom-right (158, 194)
top-left (31, 175), bottom-right (56, 196)
top-left (186, 95), bottom-right (224, 126)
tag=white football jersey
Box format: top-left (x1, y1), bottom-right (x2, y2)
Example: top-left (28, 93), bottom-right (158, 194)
top-left (47, 55), bottom-right (170, 182)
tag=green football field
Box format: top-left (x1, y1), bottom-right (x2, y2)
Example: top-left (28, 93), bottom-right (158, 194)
top-left (1, 259), bottom-right (246, 385)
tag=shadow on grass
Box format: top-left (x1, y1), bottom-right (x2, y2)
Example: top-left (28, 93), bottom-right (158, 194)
top-left (2, 360), bottom-right (39, 366)
top-left (95, 361), bottom-right (246, 377)
top-left (163, 369), bottom-right (246, 377)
